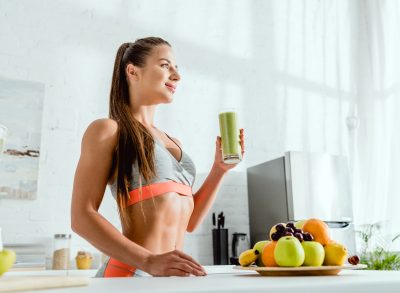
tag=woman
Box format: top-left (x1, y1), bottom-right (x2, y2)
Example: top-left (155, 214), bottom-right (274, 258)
top-left (71, 37), bottom-right (245, 277)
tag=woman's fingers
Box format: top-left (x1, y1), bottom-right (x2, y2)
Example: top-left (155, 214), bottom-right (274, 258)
top-left (166, 258), bottom-right (204, 276)
top-left (158, 250), bottom-right (206, 276)
top-left (239, 128), bottom-right (245, 154)
top-left (146, 250), bottom-right (206, 277)
top-left (173, 255), bottom-right (204, 274)
top-left (174, 250), bottom-right (206, 273)
top-left (182, 259), bottom-right (204, 273)
top-left (166, 268), bottom-right (190, 277)
top-left (174, 262), bottom-right (205, 276)
top-left (216, 136), bottom-right (222, 148)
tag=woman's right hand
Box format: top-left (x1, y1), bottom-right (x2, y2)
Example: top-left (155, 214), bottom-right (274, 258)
top-left (143, 250), bottom-right (207, 277)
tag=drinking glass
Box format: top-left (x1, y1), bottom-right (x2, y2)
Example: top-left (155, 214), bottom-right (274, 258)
top-left (218, 110), bottom-right (242, 164)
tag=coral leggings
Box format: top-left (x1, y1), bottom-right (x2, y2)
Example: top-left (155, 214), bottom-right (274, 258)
top-left (103, 258), bottom-right (137, 277)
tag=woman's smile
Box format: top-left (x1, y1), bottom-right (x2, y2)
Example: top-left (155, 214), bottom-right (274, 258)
top-left (165, 82), bottom-right (176, 93)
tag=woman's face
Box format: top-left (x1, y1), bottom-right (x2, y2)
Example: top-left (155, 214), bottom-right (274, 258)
top-left (128, 45), bottom-right (181, 105)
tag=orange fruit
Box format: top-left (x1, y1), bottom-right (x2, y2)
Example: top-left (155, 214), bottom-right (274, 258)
top-left (302, 218), bottom-right (331, 246)
top-left (261, 241), bottom-right (278, 267)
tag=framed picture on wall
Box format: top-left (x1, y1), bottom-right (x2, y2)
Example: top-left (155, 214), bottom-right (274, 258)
top-left (0, 77), bottom-right (45, 200)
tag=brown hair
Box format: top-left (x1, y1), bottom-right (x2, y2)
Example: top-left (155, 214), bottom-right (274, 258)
top-left (109, 37), bottom-right (171, 227)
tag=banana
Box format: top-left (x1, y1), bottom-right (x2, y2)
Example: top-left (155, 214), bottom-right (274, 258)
top-left (239, 249), bottom-right (259, 266)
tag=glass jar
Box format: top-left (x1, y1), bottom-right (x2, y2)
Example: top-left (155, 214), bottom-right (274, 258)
top-left (52, 234), bottom-right (71, 270)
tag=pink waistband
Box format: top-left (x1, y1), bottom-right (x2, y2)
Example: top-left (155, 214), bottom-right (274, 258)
top-left (127, 181), bottom-right (192, 206)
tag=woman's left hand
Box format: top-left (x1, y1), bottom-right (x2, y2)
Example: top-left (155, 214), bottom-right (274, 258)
top-left (213, 128), bottom-right (245, 173)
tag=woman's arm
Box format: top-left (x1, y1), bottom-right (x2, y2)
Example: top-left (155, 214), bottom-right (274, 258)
top-left (71, 119), bottom-right (152, 268)
top-left (71, 119), bottom-right (205, 276)
top-left (187, 129), bottom-right (245, 232)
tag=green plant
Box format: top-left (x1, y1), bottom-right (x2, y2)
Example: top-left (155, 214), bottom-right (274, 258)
top-left (357, 223), bottom-right (400, 270)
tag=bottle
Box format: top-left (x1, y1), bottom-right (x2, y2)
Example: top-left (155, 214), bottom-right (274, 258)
top-left (75, 251), bottom-right (93, 269)
top-left (52, 234), bottom-right (71, 270)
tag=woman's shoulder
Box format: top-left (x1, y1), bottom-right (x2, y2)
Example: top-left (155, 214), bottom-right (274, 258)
top-left (82, 118), bottom-right (119, 147)
top-left (87, 118), bottom-right (118, 135)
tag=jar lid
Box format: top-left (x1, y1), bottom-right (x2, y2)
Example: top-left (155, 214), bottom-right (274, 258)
top-left (54, 234), bottom-right (71, 239)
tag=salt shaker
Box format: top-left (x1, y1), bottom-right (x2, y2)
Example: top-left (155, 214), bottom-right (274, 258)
top-left (52, 234), bottom-right (71, 270)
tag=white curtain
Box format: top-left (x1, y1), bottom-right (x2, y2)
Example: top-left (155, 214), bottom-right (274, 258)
top-left (274, 0), bottom-right (353, 157)
top-left (353, 0), bottom-right (400, 249)
top-left (274, 0), bottom-right (400, 250)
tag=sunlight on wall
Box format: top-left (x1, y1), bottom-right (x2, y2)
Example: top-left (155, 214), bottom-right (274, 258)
top-left (271, 0), bottom-right (353, 159)
top-left (274, 1), bottom-right (352, 91)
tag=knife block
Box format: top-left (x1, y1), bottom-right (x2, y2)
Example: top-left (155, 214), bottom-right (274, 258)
top-left (212, 228), bottom-right (229, 265)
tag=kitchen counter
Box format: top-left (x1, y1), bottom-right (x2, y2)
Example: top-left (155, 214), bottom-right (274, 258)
top-left (4, 266), bottom-right (400, 293)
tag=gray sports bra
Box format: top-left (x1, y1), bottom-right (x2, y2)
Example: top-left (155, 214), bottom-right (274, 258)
top-left (110, 134), bottom-right (196, 204)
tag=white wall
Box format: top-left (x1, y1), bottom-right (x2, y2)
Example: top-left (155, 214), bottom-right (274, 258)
top-left (0, 0), bottom-right (352, 267)
top-left (0, 0), bottom-right (258, 267)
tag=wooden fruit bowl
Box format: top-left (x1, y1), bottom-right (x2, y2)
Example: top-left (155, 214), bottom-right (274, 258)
top-left (233, 264), bottom-right (367, 276)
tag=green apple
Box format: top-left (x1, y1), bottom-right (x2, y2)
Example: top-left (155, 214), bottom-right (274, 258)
top-left (301, 241), bottom-right (324, 266)
top-left (0, 249), bottom-right (16, 276)
top-left (294, 220), bottom-right (306, 229)
top-left (274, 236), bottom-right (305, 267)
top-left (253, 240), bottom-right (270, 266)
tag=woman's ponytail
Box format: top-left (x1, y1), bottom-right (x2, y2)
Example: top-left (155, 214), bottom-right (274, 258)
top-left (108, 38), bottom-right (170, 228)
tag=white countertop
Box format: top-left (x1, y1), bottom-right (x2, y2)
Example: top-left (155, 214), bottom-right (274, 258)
top-left (4, 266), bottom-right (400, 293)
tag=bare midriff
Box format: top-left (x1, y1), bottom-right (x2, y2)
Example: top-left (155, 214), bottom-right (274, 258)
top-left (122, 191), bottom-right (194, 252)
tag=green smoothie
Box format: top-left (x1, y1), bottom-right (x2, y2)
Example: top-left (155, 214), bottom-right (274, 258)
top-left (218, 111), bottom-right (241, 164)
